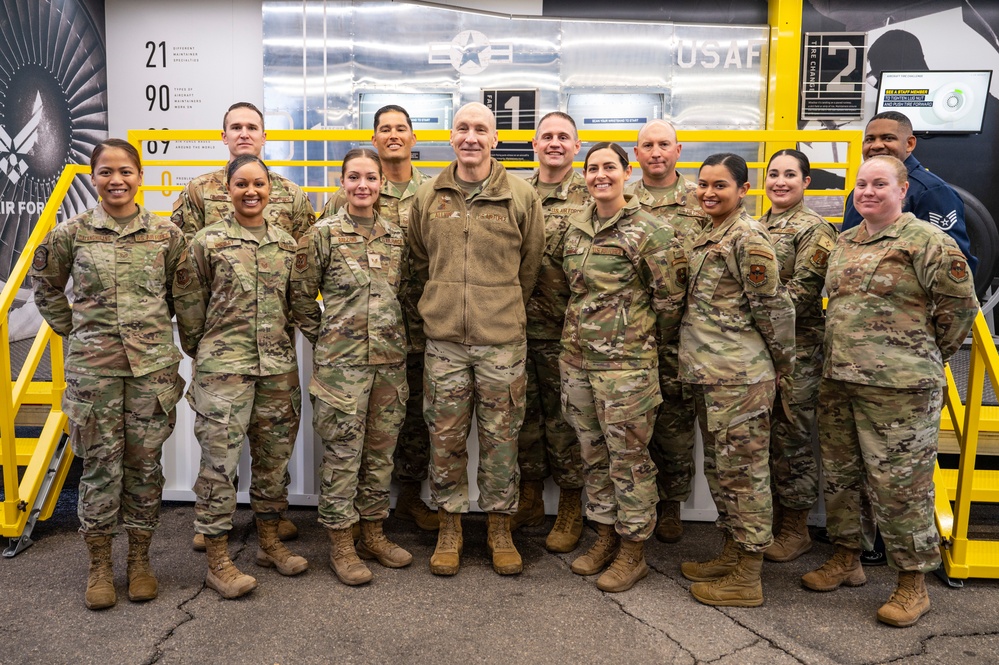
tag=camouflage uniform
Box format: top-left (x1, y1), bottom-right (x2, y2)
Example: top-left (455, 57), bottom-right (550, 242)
top-left (408, 159), bottom-right (545, 514)
top-left (680, 206), bottom-right (795, 552)
top-left (560, 197), bottom-right (688, 541)
top-left (518, 169), bottom-right (590, 490)
top-left (628, 176), bottom-right (708, 503)
top-left (172, 167), bottom-right (315, 241)
top-left (30, 205), bottom-right (186, 534)
top-left (761, 201), bottom-right (837, 511)
top-left (290, 209), bottom-right (409, 529)
top-left (322, 168), bottom-right (433, 484)
top-left (821, 213), bottom-right (977, 572)
top-left (172, 216), bottom-right (302, 536)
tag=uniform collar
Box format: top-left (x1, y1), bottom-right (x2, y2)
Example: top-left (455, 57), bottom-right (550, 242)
top-left (693, 205), bottom-right (746, 248)
top-left (571, 195), bottom-right (642, 236)
top-left (632, 173), bottom-right (692, 207)
top-left (761, 200), bottom-right (804, 229)
top-left (529, 168), bottom-right (580, 203)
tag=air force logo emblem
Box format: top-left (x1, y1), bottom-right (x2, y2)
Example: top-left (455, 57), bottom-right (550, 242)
top-left (0, 92), bottom-right (43, 184)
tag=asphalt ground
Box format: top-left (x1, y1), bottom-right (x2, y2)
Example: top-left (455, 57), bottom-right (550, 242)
top-left (2, 459), bottom-right (999, 665)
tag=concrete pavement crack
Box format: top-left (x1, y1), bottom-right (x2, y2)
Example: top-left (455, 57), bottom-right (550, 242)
top-left (601, 590), bottom-right (698, 663)
top-left (647, 560), bottom-right (810, 665)
top-left (143, 529), bottom-right (254, 664)
top-left (876, 629), bottom-right (999, 665)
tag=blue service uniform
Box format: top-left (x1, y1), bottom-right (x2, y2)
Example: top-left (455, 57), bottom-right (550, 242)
top-left (842, 154), bottom-right (977, 275)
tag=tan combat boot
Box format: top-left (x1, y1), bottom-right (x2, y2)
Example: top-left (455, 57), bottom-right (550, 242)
top-left (801, 545), bottom-right (867, 592)
top-left (510, 479), bottom-right (546, 530)
top-left (394, 481), bottom-right (440, 531)
top-left (255, 517), bottom-right (308, 576)
top-left (204, 534), bottom-right (258, 599)
top-left (764, 508), bottom-right (813, 562)
top-left (877, 571), bottom-right (930, 627)
top-left (193, 516), bottom-right (297, 552)
top-left (327, 526), bottom-right (372, 585)
top-left (570, 522), bottom-right (621, 576)
top-left (486, 513), bottom-right (523, 575)
top-left (125, 529), bottom-right (158, 602)
top-left (357, 519), bottom-right (413, 568)
top-left (681, 535), bottom-right (739, 582)
top-left (690, 549), bottom-right (764, 607)
top-left (83, 534), bottom-right (116, 610)
top-left (655, 500), bottom-right (684, 543)
top-left (545, 488), bottom-right (583, 553)
top-left (430, 510), bottom-right (463, 576)
top-left (596, 539), bottom-right (649, 592)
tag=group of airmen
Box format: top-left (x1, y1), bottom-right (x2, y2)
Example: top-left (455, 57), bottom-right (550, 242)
top-left (29, 98), bottom-right (979, 630)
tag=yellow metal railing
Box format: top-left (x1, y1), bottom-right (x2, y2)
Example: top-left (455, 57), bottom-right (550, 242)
top-left (0, 166), bottom-right (83, 546)
top-left (126, 128), bottom-right (863, 222)
top-left (935, 311), bottom-right (999, 581)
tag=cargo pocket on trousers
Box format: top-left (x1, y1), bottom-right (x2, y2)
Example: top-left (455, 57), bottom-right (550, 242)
top-left (156, 372), bottom-right (187, 414)
top-left (309, 375), bottom-right (356, 440)
top-left (911, 525), bottom-right (939, 553)
top-left (603, 377), bottom-right (662, 425)
top-left (62, 394), bottom-right (95, 458)
top-left (185, 381), bottom-right (233, 425)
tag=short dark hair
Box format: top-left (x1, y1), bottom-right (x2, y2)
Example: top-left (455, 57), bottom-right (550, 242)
top-left (766, 148), bottom-right (810, 178)
top-left (223, 102), bottom-right (265, 131)
top-left (373, 105), bottom-right (412, 130)
top-left (537, 111), bottom-right (578, 137)
top-left (699, 153), bottom-right (749, 185)
top-left (584, 142), bottom-right (630, 170)
top-left (91, 138), bottom-right (141, 171)
top-left (868, 111), bottom-right (913, 135)
top-left (226, 154), bottom-right (270, 185)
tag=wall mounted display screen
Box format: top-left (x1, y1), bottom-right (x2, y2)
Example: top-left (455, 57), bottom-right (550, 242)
top-left (876, 71), bottom-right (992, 133)
top-left (566, 93), bottom-right (664, 131)
top-left (358, 93), bottom-right (454, 130)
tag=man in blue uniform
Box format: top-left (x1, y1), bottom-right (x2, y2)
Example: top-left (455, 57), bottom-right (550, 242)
top-left (842, 111), bottom-right (978, 274)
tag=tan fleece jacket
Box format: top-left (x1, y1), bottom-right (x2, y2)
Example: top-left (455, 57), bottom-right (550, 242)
top-left (409, 159), bottom-right (544, 346)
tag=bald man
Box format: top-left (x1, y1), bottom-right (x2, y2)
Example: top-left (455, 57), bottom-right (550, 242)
top-left (409, 102), bottom-right (544, 576)
top-left (627, 119), bottom-right (708, 544)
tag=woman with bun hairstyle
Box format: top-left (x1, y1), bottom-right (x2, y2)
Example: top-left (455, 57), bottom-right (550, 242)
top-left (679, 153), bottom-right (795, 608)
top-left (560, 142), bottom-right (687, 593)
top-left (758, 149), bottom-right (837, 563)
top-left (30, 138), bottom-right (187, 609)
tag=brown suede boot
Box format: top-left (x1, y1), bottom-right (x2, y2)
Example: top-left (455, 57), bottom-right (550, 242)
top-left (327, 526), bottom-right (372, 585)
top-left (764, 508), bottom-right (813, 562)
top-left (394, 481), bottom-right (439, 531)
top-left (193, 516), bottom-right (297, 552)
top-left (877, 571), bottom-right (931, 627)
top-left (486, 513), bottom-right (523, 575)
top-left (655, 500), bottom-right (683, 543)
top-left (255, 517), bottom-right (308, 576)
top-left (357, 519), bottom-right (413, 568)
top-left (801, 545), bottom-right (867, 592)
top-left (571, 523), bottom-right (621, 576)
top-left (545, 488), bottom-right (583, 553)
top-left (511, 479), bottom-right (546, 530)
top-left (84, 534), bottom-right (116, 610)
top-left (430, 510), bottom-right (463, 576)
top-left (681, 535), bottom-right (739, 582)
top-left (690, 549), bottom-right (764, 607)
top-left (126, 529), bottom-right (158, 602)
top-left (204, 534), bottom-right (257, 599)
top-left (596, 539), bottom-right (649, 592)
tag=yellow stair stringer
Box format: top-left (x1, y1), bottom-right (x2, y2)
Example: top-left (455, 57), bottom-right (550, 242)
top-left (935, 312), bottom-right (999, 580)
